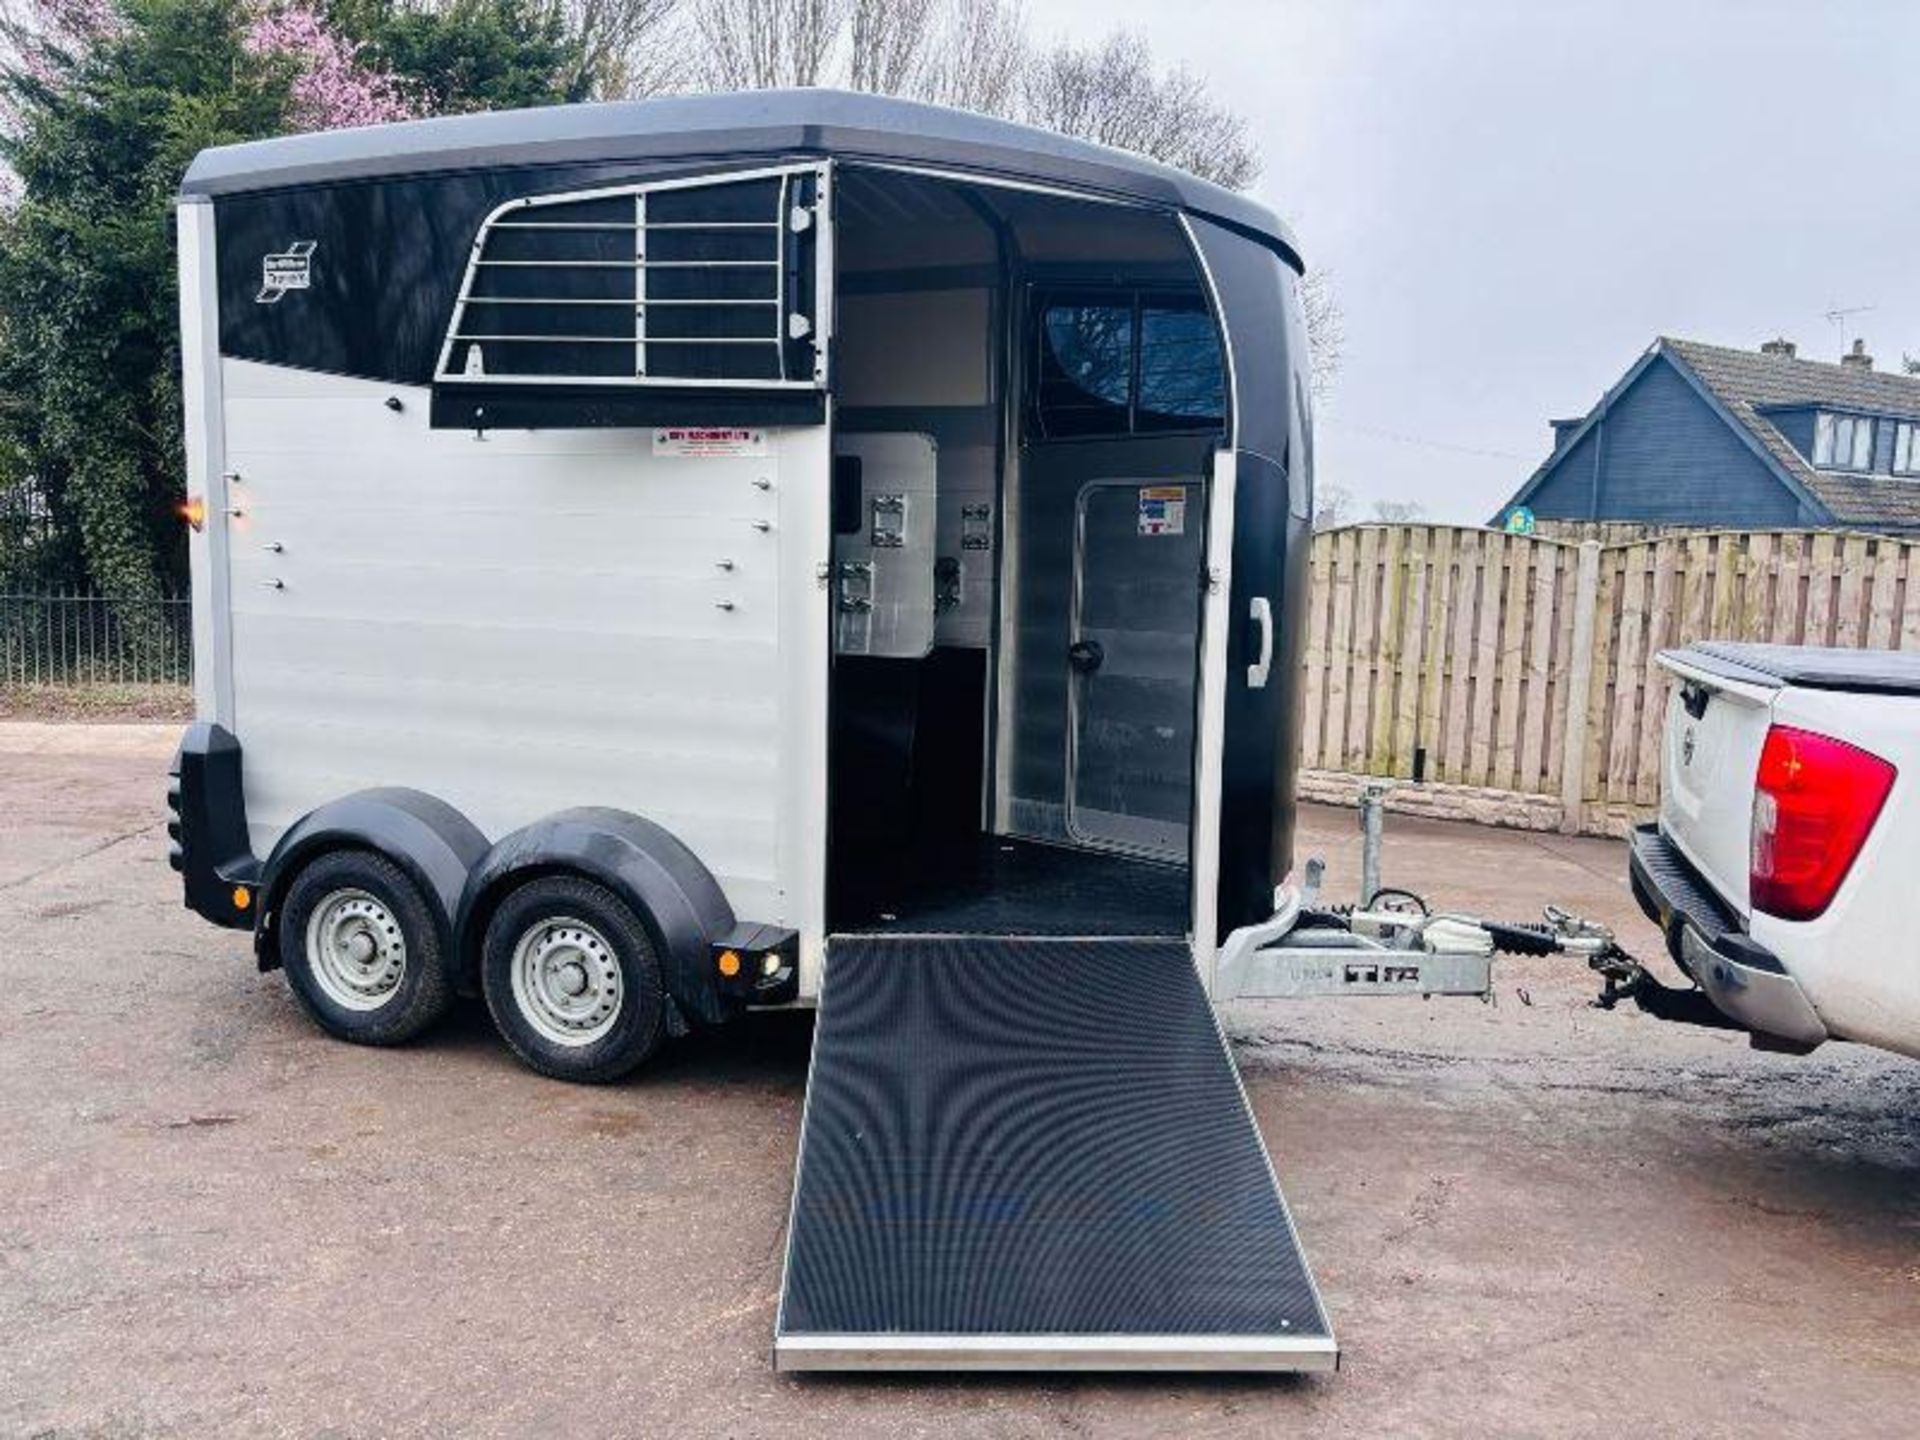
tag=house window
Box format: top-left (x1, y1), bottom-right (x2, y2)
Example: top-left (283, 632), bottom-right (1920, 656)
top-left (1812, 412), bottom-right (1873, 471)
top-left (1894, 422), bottom-right (1920, 477)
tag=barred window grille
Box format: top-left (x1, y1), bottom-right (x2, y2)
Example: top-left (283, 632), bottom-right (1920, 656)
top-left (436, 164), bottom-right (828, 389)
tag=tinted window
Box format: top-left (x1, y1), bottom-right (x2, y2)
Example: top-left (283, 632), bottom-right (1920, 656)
top-left (1137, 299), bottom-right (1225, 431)
top-left (1037, 300), bottom-right (1134, 437)
top-left (1031, 290), bottom-right (1223, 439)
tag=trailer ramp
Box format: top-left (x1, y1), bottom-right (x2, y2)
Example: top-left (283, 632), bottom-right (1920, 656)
top-left (775, 936), bottom-right (1337, 1372)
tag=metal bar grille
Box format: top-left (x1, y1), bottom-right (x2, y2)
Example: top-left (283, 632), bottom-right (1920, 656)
top-left (436, 165), bottom-right (826, 389)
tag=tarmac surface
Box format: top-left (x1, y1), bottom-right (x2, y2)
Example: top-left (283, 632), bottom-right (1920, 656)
top-left (2, 722), bottom-right (1915, 1438)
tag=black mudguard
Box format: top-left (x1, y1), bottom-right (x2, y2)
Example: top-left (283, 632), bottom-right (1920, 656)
top-left (255, 789), bottom-right (490, 977)
top-left (457, 808), bottom-right (738, 1027)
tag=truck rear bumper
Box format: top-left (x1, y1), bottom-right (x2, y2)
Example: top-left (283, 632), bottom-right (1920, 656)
top-left (1628, 825), bottom-right (1827, 1049)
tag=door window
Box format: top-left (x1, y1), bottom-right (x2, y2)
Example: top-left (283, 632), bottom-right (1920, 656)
top-left (1036, 299), bottom-right (1134, 437)
top-left (1032, 289), bottom-right (1224, 439)
top-left (1137, 298), bottom-right (1226, 432)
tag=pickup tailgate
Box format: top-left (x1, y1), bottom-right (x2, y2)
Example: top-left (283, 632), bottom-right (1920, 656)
top-left (1655, 650), bottom-right (1779, 917)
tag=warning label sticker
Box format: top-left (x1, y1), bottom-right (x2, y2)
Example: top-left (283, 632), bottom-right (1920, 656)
top-left (652, 427), bottom-right (769, 458)
top-left (1137, 485), bottom-right (1187, 536)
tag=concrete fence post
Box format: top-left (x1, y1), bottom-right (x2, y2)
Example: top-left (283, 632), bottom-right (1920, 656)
top-left (1557, 541), bottom-right (1604, 835)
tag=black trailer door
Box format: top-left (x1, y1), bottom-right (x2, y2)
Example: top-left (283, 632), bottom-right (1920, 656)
top-left (1067, 479), bottom-right (1207, 859)
top-left (774, 936), bottom-right (1336, 1371)
top-left (1002, 286), bottom-right (1221, 858)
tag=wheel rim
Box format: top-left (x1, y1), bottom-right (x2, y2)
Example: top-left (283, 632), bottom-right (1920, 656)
top-left (509, 916), bottom-right (623, 1047)
top-left (305, 887), bottom-right (407, 1011)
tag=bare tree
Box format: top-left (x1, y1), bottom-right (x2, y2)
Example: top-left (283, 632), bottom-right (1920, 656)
top-left (846, 0), bottom-right (939, 96)
top-left (912, 0), bottom-right (1026, 115)
top-left (1018, 31), bottom-right (1259, 190)
top-left (1313, 484), bottom-right (1354, 532)
top-left (1370, 499), bottom-right (1426, 524)
top-left (1301, 267), bottom-right (1343, 401)
top-left (693, 0), bottom-right (847, 89)
top-left (552, 0), bottom-right (685, 98)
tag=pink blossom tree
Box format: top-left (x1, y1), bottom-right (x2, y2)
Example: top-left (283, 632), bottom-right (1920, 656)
top-left (243, 2), bottom-right (417, 131)
top-left (34, 0), bottom-right (121, 40)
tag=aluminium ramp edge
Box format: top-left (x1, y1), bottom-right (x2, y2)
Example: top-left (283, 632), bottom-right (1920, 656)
top-left (774, 935), bottom-right (1337, 1372)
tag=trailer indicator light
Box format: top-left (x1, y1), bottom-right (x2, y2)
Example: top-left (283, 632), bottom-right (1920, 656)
top-left (180, 496), bottom-right (206, 531)
top-left (717, 949), bottom-right (742, 978)
top-left (231, 885), bottom-right (252, 912)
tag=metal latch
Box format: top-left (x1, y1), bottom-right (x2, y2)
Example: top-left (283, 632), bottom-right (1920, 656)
top-left (870, 494), bottom-right (907, 548)
top-left (961, 503), bottom-right (992, 551)
top-left (837, 560), bottom-right (874, 612)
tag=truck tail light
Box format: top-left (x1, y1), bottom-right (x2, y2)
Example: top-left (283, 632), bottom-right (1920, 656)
top-left (1750, 724), bottom-right (1895, 921)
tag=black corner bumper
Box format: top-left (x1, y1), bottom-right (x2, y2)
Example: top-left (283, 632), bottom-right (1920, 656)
top-left (167, 722), bottom-right (260, 931)
top-left (1627, 825), bottom-right (1826, 1050)
top-left (711, 922), bottom-right (800, 1006)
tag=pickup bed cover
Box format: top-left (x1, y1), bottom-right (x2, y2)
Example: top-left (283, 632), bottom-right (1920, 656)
top-left (1679, 642), bottom-right (1920, 696)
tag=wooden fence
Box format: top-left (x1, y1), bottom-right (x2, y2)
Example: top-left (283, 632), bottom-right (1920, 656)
top-left (1298, 526), bottom-right (1920, 836)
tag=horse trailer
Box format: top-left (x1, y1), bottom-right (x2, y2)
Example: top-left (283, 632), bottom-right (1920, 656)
top-left (168, 91), bottom-right (1333, 1371)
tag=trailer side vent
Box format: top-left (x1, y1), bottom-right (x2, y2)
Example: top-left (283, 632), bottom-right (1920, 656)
top-left (435, 164), bottom-right (828, 392)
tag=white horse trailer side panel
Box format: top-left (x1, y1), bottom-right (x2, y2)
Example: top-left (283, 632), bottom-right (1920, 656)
top-left (176, 197), bottom-right (232, 725)
top-left (219, 358), bottom-right (828, 934)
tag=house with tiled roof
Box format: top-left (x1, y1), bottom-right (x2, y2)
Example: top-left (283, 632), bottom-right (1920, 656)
top-left (1496, 336), bottom-right (1920, 535)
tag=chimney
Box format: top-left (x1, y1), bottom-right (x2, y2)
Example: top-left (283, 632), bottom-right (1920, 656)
top-left (1759, 337), bottom-right (1796, 359)
top-left (1841, 338), bottom-right (1874, 371)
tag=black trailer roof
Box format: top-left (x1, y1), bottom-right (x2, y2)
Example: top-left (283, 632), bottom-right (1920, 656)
top-left (179, 89), bottom-right (1299, 266)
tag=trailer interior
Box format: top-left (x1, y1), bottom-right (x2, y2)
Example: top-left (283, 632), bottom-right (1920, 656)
top-left (826, 169), bottom-right (1223, 941)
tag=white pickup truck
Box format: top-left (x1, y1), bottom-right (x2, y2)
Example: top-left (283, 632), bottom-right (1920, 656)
top-left (1629, 642), bottom-right (1919, 1059)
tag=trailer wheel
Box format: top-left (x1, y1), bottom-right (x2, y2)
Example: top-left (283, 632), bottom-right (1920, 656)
top-left (278, 849), bottom-right (452, 1045)
top-left (480, 875), bottom-right (666, 1084)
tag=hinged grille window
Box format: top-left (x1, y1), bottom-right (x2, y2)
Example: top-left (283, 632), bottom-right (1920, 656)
top-left (436, 163), bottom-right (829, 389)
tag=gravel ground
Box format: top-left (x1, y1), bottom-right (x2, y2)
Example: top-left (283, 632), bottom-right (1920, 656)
top-left (2, 724), bottom-right (1915, 1438)
top-left (0, 684), bottom-right (193, 724)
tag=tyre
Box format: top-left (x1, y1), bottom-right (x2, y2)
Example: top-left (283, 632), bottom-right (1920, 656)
top-left (277, 849), bottom-right (453, 1045)
top-left (480, 875), bottom-right (667, 1084)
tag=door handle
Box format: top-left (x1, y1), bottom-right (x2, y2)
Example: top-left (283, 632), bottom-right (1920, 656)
top-left (1247, 597), bottom-right (1273, 689)
top-left (1068, 639), bottom-right (1105, 674)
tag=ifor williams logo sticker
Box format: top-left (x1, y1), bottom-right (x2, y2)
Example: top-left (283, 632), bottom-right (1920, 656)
top-left (257, 241), bottom-right (316, 304)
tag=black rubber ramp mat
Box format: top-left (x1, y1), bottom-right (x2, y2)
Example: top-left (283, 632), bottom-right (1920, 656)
top-left (775, 936), bottom-right (1336, 1371)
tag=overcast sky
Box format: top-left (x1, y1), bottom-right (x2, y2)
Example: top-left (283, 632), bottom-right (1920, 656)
top-left (1027, 0), bottom-right (1920, 523)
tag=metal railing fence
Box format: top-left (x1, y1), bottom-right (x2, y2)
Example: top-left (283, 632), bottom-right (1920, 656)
top-left (0, 592), bottom-right (193, 686)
